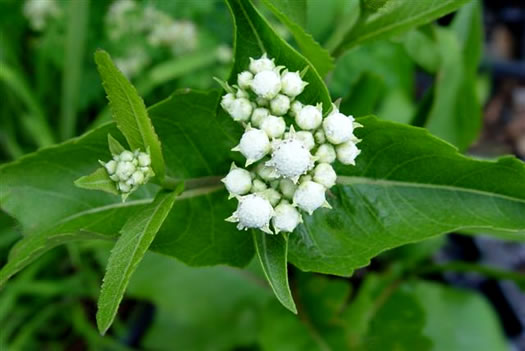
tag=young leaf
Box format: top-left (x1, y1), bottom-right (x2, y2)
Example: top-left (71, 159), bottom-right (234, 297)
top-left (107, 134), bottom-right (125, 155)
top-left (74, 167), bottom-right (118, 195)
top-left (332, 0), bottom-right (470, 56)
top-left (253, 232), bottom-right (297, 314)
top-left (261, 0), bottom-right (334, 76)
top-left (94, 50), bottom-right (165, 180)
top-left (97, 190), bottom-right (178, 335)
top-left (451, 0), bottom-right (483, 74)
top-left (226, 0), bottom-right (331, 111)
top-left (288, 115), bottom-right (525, 276)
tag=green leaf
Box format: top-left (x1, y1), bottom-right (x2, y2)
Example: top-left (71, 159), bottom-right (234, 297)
top-left (332, 0), bottom-right (470, 56)
top-left (74, 168), bottom-right (118, 196)
top-left (0, 90), bottom-right (253, 285)
top-left (288, 115), bottom-right (525, 276)
top-left (402, 27), bottom-right (440, 73)
top-left (107, 134), bottom-right (125, 155)
top-left (424, 27), bottom-right (481, 150)
top-left (123, 252), bottom-right (271, 351)
top-left (59, 0), bottom-right (89, 140)
top-left (451, 0), bottom-right (483, 74)
top-left (253, 232), bottom-right (296, 314)
top-left (226, 0), bottom-right (332, 112)
top-left (261, 0), bottom-right (335, 76)
top-left (94, 50), bottom-right (165, 180)
top-left (96, 190), bottom-right (178, 335)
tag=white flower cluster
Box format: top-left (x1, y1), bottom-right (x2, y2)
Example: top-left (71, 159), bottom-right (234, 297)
top-left (23, 0), bottom-right (61, 32)
top-left (100, 149), bottom-right (154, 199)
top-left (220, 54), bottom-right (362, 234)
top-left (106, 0), bottom-right (198, 55)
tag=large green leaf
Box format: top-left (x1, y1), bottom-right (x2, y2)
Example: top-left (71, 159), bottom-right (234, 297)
top-left (96, 190), bottom-right (178, 335)
top-left (94, 50), bottom-right (165, 180)
top-left (253, 232), bottom-right (296, 313)
top-left (288, 116), bottom-right (525, 276)
top-left (261, 0), bottom-right (334, 76)
top-left (226, 0), bottom-right (331, 112)
top-left (0, 90), bottom-right (253, 286)
top-left (332, 0), bottom-right (470, 56)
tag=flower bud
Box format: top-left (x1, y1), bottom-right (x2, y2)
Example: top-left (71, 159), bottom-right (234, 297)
top-left (227, 194), bottom-right (274, 233)
top-left (313, 163), bottom-right (337, 188)
top-left (267, 138), bottom-right (314, 182)
top-left (120, 150), bottom-right (134, 162)
top-left (261, 115), bottom-right (286, 139)
top-left (233, 128), bottom-right (271, 166)
top-left (256, 164), bottom-right (279, 182)
top-left (249, 53), bottom-right (275, 74)
top-left (293, 180), bottom-right (328, 215)
top-left (251, 70), bottom-right (281, 100)
top-left (336, 141), bottom-right (361, 165)
top-left (252, 179), bottom-right (268, 192)
top-left (251, 107), bottom-right (269, 128)
top-left (131, 170), bottom-right (145, 185)
top-left (281, 71), bottom-right (308, 97)
top-left (270, 94), bottom-right (290, 116)
top-left (259, 188), bottom-right (281, 206)
top-left (272, 202), bottom-right (302, 233)
top-left (323, 109), bottom-right (355, 144)
top-left (296, 131), bottom-right (315, 150)
top-left (116, 161), bottom-right (136, 180)
top-left (138, 152), bottom-right (151, 167)
top-left (222, 165), bottom-right (252, 198)
top-left (228, 97), bottom-right (253, 122)
top-left (104, 160), bottom-right (117, 175)
top-left (221, 93), bottom-right (235, 111)
top-left (118, 181), bottom-right (132, 193)
top-left (296, 104), bottom-right (322, 130)
top-left (314, 129), bottom-right (326, 144)
top-left (279, 179), bottom-right (297, 199)
top-left (256, 96), bottom-right (269, 107)
top-left (237, 71), bottom-right (253, 90)
top-left (289, 100), bottom-right (303, 117)
top-left (315, 144), bottom-right (336, 163)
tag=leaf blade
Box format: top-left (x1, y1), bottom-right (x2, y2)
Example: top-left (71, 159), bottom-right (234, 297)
top-left (253, 232), bottom-right (297, 313)
top-left (94, 50), bottom-right (165, 180)
top-left (333, 0), bottom-right (470, 55)
top-left (96, 190), bottom-right (178, 334)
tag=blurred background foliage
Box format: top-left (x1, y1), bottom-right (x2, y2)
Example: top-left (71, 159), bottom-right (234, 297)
top-left (0, 0), bottom-right (524, 350)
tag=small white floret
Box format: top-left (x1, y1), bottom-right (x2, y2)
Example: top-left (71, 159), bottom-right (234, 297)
top-left (227, 97), bottom-right (253, 122)
top-left (270, 94), bottom-right (290, 116)
top-left (323, 108), bottom-right (355, 144)
top-left (293, 181), bottom-right (329, 215)
top-left (220, 93), bottom-right (235, 110)
top-left (249, 53), bottom-right (275, 74)
top-left (138, 152), bottom-right (151, 167)
top-left (281, 70), bottom-right (308, 98)
top-left (120, 150), bottom-right (134, 162)
top-left (315, 144), bottom-right (336, 163)
top-left (272, 202), bottom-right (302, 233)
top-left (104, 160), bottom-right (117, 175)
top-left (232, 128), bottom-right (271, 166)
top-left (289, 100), bottom-right (303, 117)
top-left (267, 138), bottom-right (314, 182)
top-left (237, 71), bottom-right (253, 90)
top-left (131, 171), bottom-right (145, 185)
top-left (222, 164), bottom-right (252, 198)
top-left (251, 107), bottom-right (269, 127)
top-left (279, 179), bottom-right (297, 200)
top-left (296, 104), bottom-right (322, 130)
top-left (116, 161), bottom-right (136, 180)
top-left (313, 163), bottom-right (337, 188)
top-left (227, 194), bottom-right (274, 233)
top-left (296, 131), bottom-right (315, 150)
top-left (251, 70), bottom-right (281, 100)
top-left (118, 181), bottom-right (131, 193)
top-left (261, 115), bottom-right (286, 139)
top-left (336, 141), bottom-right (361, 165)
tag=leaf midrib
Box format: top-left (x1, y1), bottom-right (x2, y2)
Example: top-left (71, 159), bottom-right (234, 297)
top-left (336, 176), bottom-right (525, 203)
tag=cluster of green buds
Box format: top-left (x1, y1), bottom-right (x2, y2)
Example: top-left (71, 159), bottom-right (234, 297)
top-left (219, 54), bottom-right (362, 234)
top-left (100, 149), bottom-right (154, 200)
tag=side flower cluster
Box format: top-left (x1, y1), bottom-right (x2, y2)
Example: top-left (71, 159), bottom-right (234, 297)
top-left (100, 149), bottom-right (154, 199)
top-left (219, 54), bottom-right (362, 234)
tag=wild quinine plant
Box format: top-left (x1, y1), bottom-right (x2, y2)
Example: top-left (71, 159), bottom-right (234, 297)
top-left (1, 0), bottom-right (525, 336)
